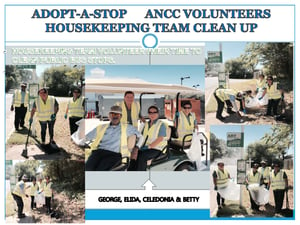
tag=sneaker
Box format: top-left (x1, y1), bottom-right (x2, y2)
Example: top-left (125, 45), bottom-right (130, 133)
top-left (50, 140), bottom-right (56, 145)
top-left (222, 203), bottom-right (226, 207)
top-left (18, 214), bottom-right (26, 218)
top-left (218, 205), bottom-right (223, 210)
top-left (217, 116), bottom-right (226, 122)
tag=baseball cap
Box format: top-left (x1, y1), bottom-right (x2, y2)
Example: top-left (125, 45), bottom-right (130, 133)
top-left (109, 105), bottom-right (122, 115)
top-left (20, 82), bottom-right (27, 87)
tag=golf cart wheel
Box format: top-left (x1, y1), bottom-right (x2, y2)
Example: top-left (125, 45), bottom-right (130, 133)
top-left (175, 163), bottom-right (196, 171)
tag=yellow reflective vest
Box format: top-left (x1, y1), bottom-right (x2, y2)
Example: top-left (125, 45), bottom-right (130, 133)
top-left (119, 101), bottom-right (140, 128)
top-left (256, 79), bottom-right (266, 89)
top-left (247, 170), bottom-right (262, 184)
top-left (13, 90), bottom-right (29, 107)
top-left (215, 168), bottom-right (229, 189)
top-left (270, 170), bottom-right (286, 190)
top-left (215, 89), bottom-right (238, 102)
top-left (35, 96), bottom-right (55, 121)
top-left (258, 166), bottom-right (271, 183)
top-left (68, 96), bottom-right (85, 118)
top-left (266, 84), bottom-right (281, 100)
top-left (43, 182), bottom-right (53, 197)
top-left (30, 183), bottom-right (38, 196)
top-left (175, 111), bottom-right (195, 142)
top-left (143, 120), bottom-right (167, 151)
top-left (12, 180), bottom-right (26, 197)
top-left (89, 123), bottom-right (129, 157)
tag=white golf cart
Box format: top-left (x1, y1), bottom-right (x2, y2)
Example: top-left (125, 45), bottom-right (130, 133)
top-left (74, 78), bottom-right (209, 171)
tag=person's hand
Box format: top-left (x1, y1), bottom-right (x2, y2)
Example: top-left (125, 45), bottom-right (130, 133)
top-left (50, 114), bottom-right (56, 121)
top-left (10, 105), bottom-right (14, 111)
top-left (258, 97), bottom-right (263, 101)
top-left (175, 112), bottom-right (180, 117)
top-left (29, 117), bottom-right (33, 125)
top-left (243, 109), bottom-right (246, 114)
top-left (214, 186), bottom-right (218, 191)
top-left (140, 116), bottom-right (146, 123)
top-left (130, 146), bottom-right (139, 160)
top-left (64, 114), bottom-right (68, 119)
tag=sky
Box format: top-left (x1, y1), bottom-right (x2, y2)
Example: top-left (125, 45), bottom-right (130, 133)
top-left (210, 125), bottom-right (293, 156)
top-left (205, 42), bottom-right (248, 62)
top-left (85, 65), bottom-right (205, 90)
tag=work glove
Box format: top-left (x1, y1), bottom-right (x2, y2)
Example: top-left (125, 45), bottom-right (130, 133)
top-left (50, 114), bottom-right (56, 121)
top-left (29, 117), bottom-right (33, 125)
top-left (10, 105), bottom-right (14, 111)
top-left (214, 186), bottom-right (218, 191)
top-left (243, 109), bottom-right (246, 114)
top-left (64, 113), bottom-right (68, 119)
top-left (258, 97), bottom-right (263, 101)
top-left (175, 112), bottom-right (180, 117)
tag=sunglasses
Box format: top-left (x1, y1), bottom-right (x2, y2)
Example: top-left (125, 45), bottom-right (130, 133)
top-left (183, 107), bottom-right (192, 109)
top-left (73, 91), bottom-right (79, 93)
top-left (110, 112), bottom-right (121, 116)
top-left (148, 111), bottom-right (158, 114)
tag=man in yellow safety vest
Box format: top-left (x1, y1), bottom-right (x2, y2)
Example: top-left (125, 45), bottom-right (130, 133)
top-left (212, 161), bottom-right (231, 209)
top-left (65, 86), bottom-right (85, 135)
top-left (85, 105), bottom-right (144, 171)
top-left (246, 163), bottom-right (263, 212)
top-left (29, 88), bottom-right (59, 145)
top-left (10, 82), bottom-right (29, 131)
top-left (269, 161), bottom-right (288, 214)
top-left (12, 174), bottom-right (29, 218)
top-left (214, 88), bottom-right (245, 122)
top-left (258, 160), bottom-right (271, 189)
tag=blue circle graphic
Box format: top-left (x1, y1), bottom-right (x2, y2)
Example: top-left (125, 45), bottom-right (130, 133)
top-left (142, 33), bottom-right (158, 48)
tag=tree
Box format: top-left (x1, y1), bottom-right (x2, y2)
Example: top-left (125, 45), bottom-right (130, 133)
top-left (65, 65), bottom-right (85, 88)
top-left (42, 66), bottom-right (75, 96)
top-left (210, 132), bottom-right (223, 161)
top-left (241, 42), bottom-right (262, 73)
top-left (225, 57), bottom-right (251, 78)
top-left (14, 160), bottom-right (40, 180)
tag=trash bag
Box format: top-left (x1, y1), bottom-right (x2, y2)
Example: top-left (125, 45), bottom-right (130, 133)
top-left (186, 132), bottom-right (206, 170)
top-left (218, 180), bottom-right (240, 201)
top-left (248, 183), bottom-right (269, 205)
top-left (35, 192), bottom-right (45, 206)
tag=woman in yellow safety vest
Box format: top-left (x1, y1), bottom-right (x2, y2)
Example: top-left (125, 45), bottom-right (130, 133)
top-left (258, 160), bottom-right (271, 188)
top-left (12, 175), bottom-right (29, 218)
top-left (269, 162), bottom-right (288, 214)
top-left (39, 176), bottom-right (53, 214)
top-left (29, 177), bottom-right (38, 210)
top-left (136, 105), bottom-right (167, 171)
top-left (65, 86), bottom-right (85, 135)
top-left (245, 163), bottom-right (263, 211)
top-left (116, 91), bottom-right (143, 129)
top-left (173, 100), bottom-right (198, 143)
top-left (212, 161), bottom-right (231, 209)
top-left (259, 76), bottom-right (282, 117)
top-left (29, 88), bottom-right (59, 145)
top-left (10, 83), bottom-right (29, 131)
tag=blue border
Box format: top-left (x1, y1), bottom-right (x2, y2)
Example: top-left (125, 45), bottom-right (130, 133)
top-left (86, 209), bottom-right (210, 220)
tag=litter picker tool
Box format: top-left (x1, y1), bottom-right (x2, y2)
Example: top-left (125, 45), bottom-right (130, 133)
top-left (21, 123), bottom-right (31, 158)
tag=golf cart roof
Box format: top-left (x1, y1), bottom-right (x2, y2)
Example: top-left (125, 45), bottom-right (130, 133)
top-left (85, 78), bottom-right (204, 95)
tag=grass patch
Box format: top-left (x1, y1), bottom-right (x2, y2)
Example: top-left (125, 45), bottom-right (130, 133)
top-left (206, 80), bottom-right (257, 113)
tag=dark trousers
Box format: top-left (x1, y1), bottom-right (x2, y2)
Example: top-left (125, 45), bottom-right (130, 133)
top-left (217, 192), bottom-right (225, 206)
top-left (273, 189), bottom-right (285, 213)
top-left (45, 197), bottom-right (51, 213)
top-left (30, 196), bottom-right (36, 209)
top-left (69, 117), bottom-right (82, 135)
top-left (39, 120), bottom-right (55, 143)
top-left (249, 192), bottom-right (259, 210)
top-left (267, 99), bottom-right (280, 116)
top-left (12, 193), bottom-right (24, 217)
top-left (214, 93), bottom-right (225, 119)
top-left (14, 105), bottom-right (27, 129)
top-left (136, 149), bottom-right (161, 171)
top-left (85, 149), bottom-right (121, 171)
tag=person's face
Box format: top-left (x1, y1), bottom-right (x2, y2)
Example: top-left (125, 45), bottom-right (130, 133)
top-left (218, 163), bottom-right (224, 170)
top-left (73, 90), bottom-right (80, 98)
top-left (148, 108), bottom-right (159, 121)
top-left (267, 79), bottom-right (273, 85)
top-left (21, 86), bottom-right (26, 91)
top-left (109, 112), bottom-right (122, 125)
top-left (182, 104), bottom-right (192, 115)
top-left (39, 90), bottom-right (48, 100)
top-left (274, 165), bottom-right (280, 171)
top-left (124, 93), bottom-right (134, 105)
